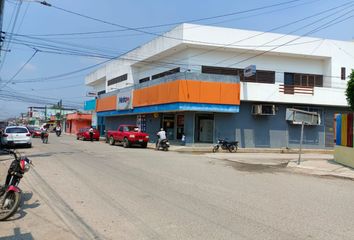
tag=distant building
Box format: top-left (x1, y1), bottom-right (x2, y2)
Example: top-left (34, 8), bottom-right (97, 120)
top-left (84, 24), bottom-right (354, 148)
top-left (65, 113), bottom-right (92, 134)
top-left (27, 106), bottom-right (76, 126)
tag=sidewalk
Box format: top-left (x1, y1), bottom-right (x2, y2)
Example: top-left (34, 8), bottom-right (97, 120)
top-left (205, 152), bottom-right (354, 180)
top-left (147, 143), bottom-right (354, 180)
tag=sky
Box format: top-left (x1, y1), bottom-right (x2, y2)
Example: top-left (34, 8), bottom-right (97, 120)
top-left (0, 0), bottom-right (353, 119)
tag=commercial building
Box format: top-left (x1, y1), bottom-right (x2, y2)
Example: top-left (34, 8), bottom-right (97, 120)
top-left (85, 24), bottom-right (354, 148)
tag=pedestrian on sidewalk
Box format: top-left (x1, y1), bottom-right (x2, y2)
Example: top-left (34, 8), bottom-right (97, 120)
top-left (89, 126), bottom-right (94, 142)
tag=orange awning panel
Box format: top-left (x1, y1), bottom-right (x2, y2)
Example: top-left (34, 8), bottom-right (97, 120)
top-left (96, 95), bottom-right (117, 112)
top-left (133, 80), bottom-right (240, 107)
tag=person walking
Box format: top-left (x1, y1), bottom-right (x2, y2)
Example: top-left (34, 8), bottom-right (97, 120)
top-left (89, 126), bottom-right (94, 142)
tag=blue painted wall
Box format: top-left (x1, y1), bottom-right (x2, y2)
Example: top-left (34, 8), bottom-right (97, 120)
top-left (105, 115), bottom-right (136, 131)
top-left (215, 102), bottom-right (327, 148)
top-left (98, 102), bottom-right (345, 148)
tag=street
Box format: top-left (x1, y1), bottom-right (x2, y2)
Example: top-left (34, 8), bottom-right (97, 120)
top-left (1, 135), bottom-right (354, 240)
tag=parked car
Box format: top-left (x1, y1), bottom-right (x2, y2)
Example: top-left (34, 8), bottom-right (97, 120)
top-left (26, 126), bottom-right (42, 138)
top-left (76, 127), bottom-right (100, 141)
top-left (106, 125), bottom-right (149, 148)
top-left (1, 126), bottom-right (32, 148)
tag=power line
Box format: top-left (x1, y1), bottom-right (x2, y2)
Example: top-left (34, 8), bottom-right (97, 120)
top-left (211, 3), bottom-right (354, 67)
top-left (35, 0), bottom-right (302, 35)
top-left (38, 0), bottom-right (318, 47)
top-left (225, 9), bottom-right (354, 68)
top-left (0, 48), bottom-right (38, 88)
top-left (21, 0), bottom-right (319, 39)
top-left (0, 0), bottom-right (21, 72)
top-left (0, 86), bottom-right (83, 106)
top-left (2, 0), bottom-right (352, 85)
top-left (167, 1), bottom-right (354, 70)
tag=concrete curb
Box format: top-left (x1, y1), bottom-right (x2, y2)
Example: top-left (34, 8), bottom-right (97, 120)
top-left (287, 165), bottom-right (354, 181)
top-left (173, 147), bottom-right (333, 154)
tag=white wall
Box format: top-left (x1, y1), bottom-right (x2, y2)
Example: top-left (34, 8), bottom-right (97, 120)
top-left (85, 23), bottom-right (354, 106)
top-left (241, 82), bottom-right (347, 106)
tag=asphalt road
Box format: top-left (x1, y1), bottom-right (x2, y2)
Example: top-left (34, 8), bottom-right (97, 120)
top-left (1, 134), bottom-right (354, 240)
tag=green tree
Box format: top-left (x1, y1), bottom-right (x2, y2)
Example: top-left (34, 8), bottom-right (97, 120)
top-left (346, 69), bottom-right (354, 111)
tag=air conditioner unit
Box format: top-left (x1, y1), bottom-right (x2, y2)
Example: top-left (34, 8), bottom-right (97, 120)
top-left (286, 108), bottom-right (321, 125)
top-left (252, 104), bottom-right (276, 115)
top-left (252, 105), bottom-right (263, 115)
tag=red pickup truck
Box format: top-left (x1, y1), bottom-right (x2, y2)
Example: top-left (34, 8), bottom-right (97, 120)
top-left (106, 125), bottom-right (149, 148)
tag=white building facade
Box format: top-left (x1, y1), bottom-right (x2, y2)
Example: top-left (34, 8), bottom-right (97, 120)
top-left (85, 24), bottom-right (354, 148)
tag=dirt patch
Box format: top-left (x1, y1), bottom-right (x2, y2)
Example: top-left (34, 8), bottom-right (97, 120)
top-left (223, 159), bottom-right (289, 173)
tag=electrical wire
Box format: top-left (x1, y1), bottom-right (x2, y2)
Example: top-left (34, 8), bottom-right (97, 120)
top-left (36, 0), bottom-right (302, 35)
top-left (225, 10), bottom-right (354, 68)
top-left (0, 48), bottom-right (38, 88)
top-left (0, 87), bottom-right (83, 107)
top-left (42, 0), bottom-right (323, 48)
top-left (0, 0), bottom-right (22, 72)
top-left (22, 0), bottom-right (320, 39)
top-left (2, 0), bottom-right (352, 86)
top-left (10, 1), bottom-right (353, 85)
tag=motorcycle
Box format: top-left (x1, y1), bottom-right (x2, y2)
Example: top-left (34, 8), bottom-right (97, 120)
top-left (55, 130), bottom-right (61, 137)
top-left (212, 139), bottom-right (238, 153)
top-left (0, 149), bottom-right (33, 221)
top-left (156, 139), bottom-right (170, 151)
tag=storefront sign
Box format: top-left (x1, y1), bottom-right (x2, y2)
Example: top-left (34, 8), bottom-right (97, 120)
top-left (117, 90), bottom-right (133, 110)
top-left (244, 65), bottom-right (256, 77)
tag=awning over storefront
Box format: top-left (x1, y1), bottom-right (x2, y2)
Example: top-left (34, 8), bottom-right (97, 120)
top-left (96, 76), bottom-right (240, 117)
top-left (97, 102), bottom-right (239, 117)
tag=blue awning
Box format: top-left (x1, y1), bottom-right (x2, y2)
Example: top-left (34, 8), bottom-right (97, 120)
top-left (97, 102), bottom-right (239, 117)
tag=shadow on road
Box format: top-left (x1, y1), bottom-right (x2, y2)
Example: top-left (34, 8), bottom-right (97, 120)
top-left (26, 151), bottom-right (76, 158)
top-left (4, 192), bottom-right (40, 221)
top-left (0, 227), bottom-right (33, 240)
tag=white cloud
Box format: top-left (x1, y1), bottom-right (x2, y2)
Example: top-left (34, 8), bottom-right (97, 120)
top-left (23, 63), bottom-right (37, 72)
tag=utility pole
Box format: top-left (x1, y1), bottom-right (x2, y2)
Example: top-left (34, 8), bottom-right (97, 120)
top-left (0, 0), bottom-right (5, 86)
top-left (0, 0), bottom-right (5, 54)
top-left (44, 105), bottom-right (47, 122)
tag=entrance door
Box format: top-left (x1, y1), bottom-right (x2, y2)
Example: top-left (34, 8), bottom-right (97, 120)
top-left (163, 114), bottom-right (175, 140)
top-left (196, 115), bottom-right (214, 143)
top-left (199, 119), bottom-right (213, 142)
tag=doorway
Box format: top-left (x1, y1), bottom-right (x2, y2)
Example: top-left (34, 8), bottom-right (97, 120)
top-left (162, 114), bottom-right (175, 140)
top-left (195, 114), bottom-right (214, 143)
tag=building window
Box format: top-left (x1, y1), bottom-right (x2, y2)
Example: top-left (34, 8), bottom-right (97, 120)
top-left (255, 70), bottom-right (275, 84)
top-left (139, 77), bottom-right (150, 83)
top-left (107, 74), bottom-right (128, 86)
top-left (151, 68), bottom-right (180, 80)
top-left (341, 67), bottom-right (346, 80)
top-left (201, 66), bottom-right (238, 75)
top-left (201, 65), bottom-right (275, 84)
top-left (285, 72), bottom-right (323, 87)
